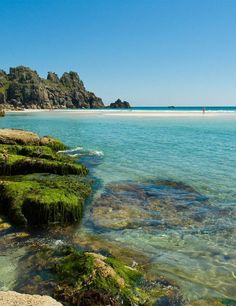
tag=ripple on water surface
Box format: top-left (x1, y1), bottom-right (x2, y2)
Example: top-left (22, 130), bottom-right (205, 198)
top-left (83, 179), bottom-right (236, 301)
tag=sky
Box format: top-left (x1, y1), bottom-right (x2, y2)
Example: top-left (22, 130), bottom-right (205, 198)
top-left (1, 0), bottom-right (236, 106)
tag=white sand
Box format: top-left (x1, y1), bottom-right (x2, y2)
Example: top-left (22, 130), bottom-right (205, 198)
top-left (6, 109), bottom-right (236, 117)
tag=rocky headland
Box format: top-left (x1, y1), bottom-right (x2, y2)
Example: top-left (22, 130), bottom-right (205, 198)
top-left (0, 66), bottom-right (104, 110)
top-left (0, 66), bottom-right (132, 110)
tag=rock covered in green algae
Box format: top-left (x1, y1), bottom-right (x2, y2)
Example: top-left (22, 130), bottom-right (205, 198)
top-left (0, 129), bottom-right (91, 226)
top-left (0, 175), bottom-right (91, 226)
top-left (0, 154), bottom-right (88, 176)
top-left (16, 246), bottom-right (182, 306)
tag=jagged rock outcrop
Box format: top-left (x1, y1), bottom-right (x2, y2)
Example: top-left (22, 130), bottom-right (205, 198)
top-left (0, 66), bottom-right (104, 109)
top-left (47, 72), bottom-right (60, 83)
top-left (109, 99), bottom-right (131, 108)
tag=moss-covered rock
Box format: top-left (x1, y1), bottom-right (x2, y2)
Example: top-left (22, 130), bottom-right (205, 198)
top-left (0, 175), bottom-right (91, 226)
top-left (16, 246), bottom-right (182, 306)
top-left (53, 248), bottom-right (182, 305)
top-left (0, 144), bottom-right (68, 161)
top-left (0, 154), bottom-right (87, 176)
top-left (0, 129), bottom-right (91, 227)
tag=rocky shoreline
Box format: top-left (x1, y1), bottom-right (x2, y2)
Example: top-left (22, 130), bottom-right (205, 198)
top-left (0, 128), bottom-right (235, 306)
top-left (0, 129), bottom-right (90, 226)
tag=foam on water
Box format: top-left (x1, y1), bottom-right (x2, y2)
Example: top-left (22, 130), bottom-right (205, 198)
top-left (59, 146), bottom-right (104, 157)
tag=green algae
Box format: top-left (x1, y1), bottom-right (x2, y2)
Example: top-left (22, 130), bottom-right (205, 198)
top-left (40, 136), bottom-right (67, 151)
top-left (0, 131), bottom-right (91, 227)
top-left (48, 246), bottom-right (181, 306)
top-left (0, 144), bottom-right (70, 161)
top-left (0, 175), bottom-right (91, 226)
top-left (0, 154), bottom-right (87, 176)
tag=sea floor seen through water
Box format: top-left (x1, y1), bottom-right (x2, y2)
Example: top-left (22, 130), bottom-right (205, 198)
top-left (0, 110), bottom-right (236, 302)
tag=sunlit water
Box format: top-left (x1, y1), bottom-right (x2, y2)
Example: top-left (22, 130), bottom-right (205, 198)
top-left (0, 110), bottom-right (236, 301)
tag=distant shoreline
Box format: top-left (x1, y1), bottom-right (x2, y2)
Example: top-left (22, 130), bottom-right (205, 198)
top-left (6, 109), bottom-right (236, 117)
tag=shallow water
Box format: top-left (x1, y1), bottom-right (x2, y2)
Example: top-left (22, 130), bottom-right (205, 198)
top-left (0, 111), bottom-right (236, 301)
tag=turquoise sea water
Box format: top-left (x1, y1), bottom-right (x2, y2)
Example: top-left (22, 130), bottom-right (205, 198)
top-left (0, 110), bottom-right (236, 301)
top-left (131, 106), bottom-right (236, 111)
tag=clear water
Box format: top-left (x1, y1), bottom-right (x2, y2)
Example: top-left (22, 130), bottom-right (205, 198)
top-left (0, 110), bottom-right (236, 301)
top-left (128, 106), bottom-right (236, 111)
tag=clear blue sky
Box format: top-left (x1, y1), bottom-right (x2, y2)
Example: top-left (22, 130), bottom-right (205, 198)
top-left (1, 0), bottom-right (236, 106)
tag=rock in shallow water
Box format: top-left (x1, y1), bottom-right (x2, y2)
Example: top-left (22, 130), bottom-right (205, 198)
top-left (91, 179), bottom-right (229, 232)
top-left (0, 129), bottom-right (91, 226)
top-left (15, 245), bottom-right (182, 306)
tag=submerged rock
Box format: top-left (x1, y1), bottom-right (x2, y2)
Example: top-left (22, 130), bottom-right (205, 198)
top-left (0, 129), bottom-right (91, 227)
top-left (91, 179), bottom-right (227, 232)
top-left (0, 291), bottom-right (62, 306)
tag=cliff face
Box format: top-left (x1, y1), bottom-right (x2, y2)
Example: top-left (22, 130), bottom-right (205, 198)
top-left (0, 66), bottom-right (104, 109)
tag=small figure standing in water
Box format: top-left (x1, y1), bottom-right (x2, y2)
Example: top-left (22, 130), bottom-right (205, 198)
top-left (202, 107), bottom-right (206, 114)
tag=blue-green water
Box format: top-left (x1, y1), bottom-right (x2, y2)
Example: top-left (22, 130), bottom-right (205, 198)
top-left (132, 106), bottom-right (236, 111)
top-left (0, 110), bottom-right (236, 301)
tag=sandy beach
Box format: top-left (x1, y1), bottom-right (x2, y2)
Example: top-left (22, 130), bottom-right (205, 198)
top-left (6, 109), bottom-right (236, 117)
